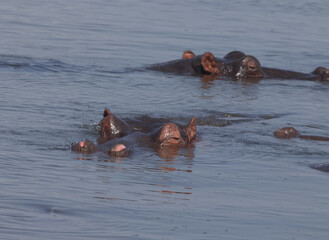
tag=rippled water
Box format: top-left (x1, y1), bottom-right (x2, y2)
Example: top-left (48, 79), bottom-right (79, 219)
top-left (1, 1), bottom-right (329, 239)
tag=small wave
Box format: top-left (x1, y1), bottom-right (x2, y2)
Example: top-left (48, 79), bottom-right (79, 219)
top-left (0, 54), bottom-right (83, 73)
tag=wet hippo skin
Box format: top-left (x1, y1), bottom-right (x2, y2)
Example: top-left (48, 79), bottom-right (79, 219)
top-left (149, 50), bottom-right (329, 81)
top-left (148, 52), bottom-right (221, 75)
top-left (148, 50), bottom-right (265, 80)
top-left (220, 51), bottom-right (264, 79)
top-left (97, 108), bottom-right (190, 144)
top-left (182, 50), bottom-right (195, 59)
top-left (72, 116), bottom-right (197, 158)
top-left (222, 51), bottom-right (329, 81)
top-left (274, 127), bottom-right (329, 141)
top-left (97, 108), bottom-right (132, 144)
top-left (72, 140), bottom-right (131, 157)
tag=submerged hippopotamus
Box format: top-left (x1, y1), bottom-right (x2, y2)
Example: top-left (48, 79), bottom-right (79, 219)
top-left (148, 50), bottom-right (329, 81)
top-left (72, 140), bottom-right (131, 157)
top-left (149, 51), bottom-right (222, 75)
top-left (96, 108), bottom-right (176, 144)
top-left (274, 127), bottom-right (329, 173)
top-left (274, 127), bottom-right (329, 141)
top-left (72, 112), bottom-right (197, 158)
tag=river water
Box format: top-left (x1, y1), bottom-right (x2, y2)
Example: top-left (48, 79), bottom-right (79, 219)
top-left (1, 1), bottom-right (329, 239)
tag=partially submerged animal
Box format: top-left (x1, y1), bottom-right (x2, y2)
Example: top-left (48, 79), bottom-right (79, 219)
top-left (274, 127), bottom-right (329, 141)
top-left (72, 109), bottom-right (197, 158)
top-left (148, 50), bottom-right (329, 81)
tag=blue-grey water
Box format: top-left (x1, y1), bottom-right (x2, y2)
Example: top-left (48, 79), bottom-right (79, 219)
top-left (1, 1), bottom-right (329, 239)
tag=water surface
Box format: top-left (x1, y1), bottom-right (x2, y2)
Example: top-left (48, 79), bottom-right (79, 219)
top-left (1, 1), bottom-right (329, 239)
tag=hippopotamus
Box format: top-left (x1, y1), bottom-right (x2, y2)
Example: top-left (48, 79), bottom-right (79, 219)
top-left (147, 51), bottom-right (267, 79)
top-left (273, 127), bottom-right (329, 173)
top-left (97, 108), bottom-right (179, 144)
top-left (219, 50), bottom-right (329, 81)
top-left (72, 116), bottom-right (197, 158)
top-left (274, 127), bottom-right (329, 141)
top-left (148, 50), bottom-right (329, 81)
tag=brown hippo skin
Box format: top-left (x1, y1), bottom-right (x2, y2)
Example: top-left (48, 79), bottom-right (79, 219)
top-left (96, 108), bottom-right (132, 144)
top-left (148, 50), bottom-right (265, 80)
top-left (213, 50), bottom-right (329, 81)
top-left (72, 117), bottom-right (197, 158)
top-left (97, 108), bottom-right (182, 144)
top-left (149, 50), bottom-right (329, 81)
top-left (182, 50), bottom-right (195, 59)
top-left (148, 52), bottom-right (222, 75)
top-left (274, 127), bottom-right (329, 141)
top-left (220, 51), bottom-right (265, 79)
top-left (221, 51), bottom-right (329, 81)
top-left (72, 140), bottom-right (131, 157)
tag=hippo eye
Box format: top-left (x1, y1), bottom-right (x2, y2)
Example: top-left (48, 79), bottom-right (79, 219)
top-left (248, 64), bottom-right (257, 71)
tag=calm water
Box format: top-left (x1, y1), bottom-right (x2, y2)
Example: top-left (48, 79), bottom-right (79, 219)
top-left (1, 1), bottom-right (329, 239)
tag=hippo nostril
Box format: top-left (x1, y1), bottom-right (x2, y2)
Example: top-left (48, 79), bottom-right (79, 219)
top-left (160, 137), bottom-right (181, 146)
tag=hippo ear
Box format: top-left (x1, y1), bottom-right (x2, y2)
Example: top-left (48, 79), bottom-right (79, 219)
top-left (182, 50), bottom-right (195, 59)
top-left (201, 52), bottom-right (221, 74)
top-left (103, 108), bottom-right (111, 118)
top-left (185, 117), bottom-right (196, 143)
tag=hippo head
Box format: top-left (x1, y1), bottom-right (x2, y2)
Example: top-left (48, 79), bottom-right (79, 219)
top-left (97, 108), bottom-right (130, 144)
top-left (235, 56), bottom-right (264, 79)
top-left (71, 139), bottom-right (97, 154)
top-left (154, 117), bottom-right (197, 147)
top-left (182, 50), bottom-right (195, 59)
top-left (274, 127), bottom-right (299, 139)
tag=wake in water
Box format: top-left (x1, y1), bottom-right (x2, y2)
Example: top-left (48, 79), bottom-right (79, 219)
top-left (0, 54), bottom-right (79, 72)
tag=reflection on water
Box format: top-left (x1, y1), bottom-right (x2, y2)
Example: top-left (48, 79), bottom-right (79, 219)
top-left (91, 147), bottom-right (195, 203)
top-left (200, 75), bottom-right (262, 90)
top-left (200, 75), bottom-right (220, 89)
top-left (155, 144), bottom-right (195, 161)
